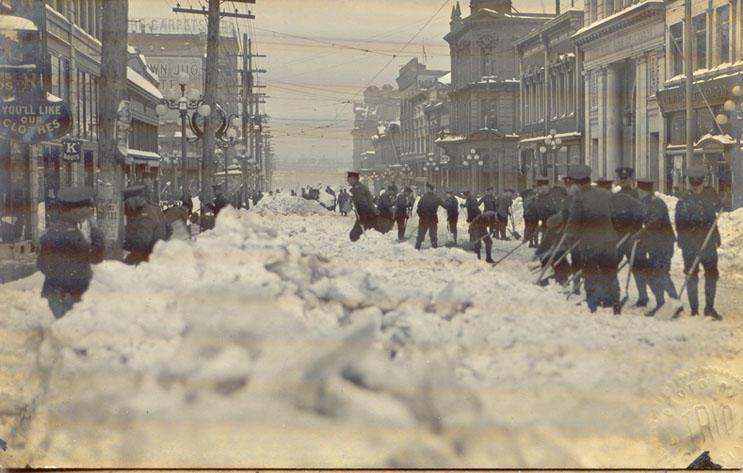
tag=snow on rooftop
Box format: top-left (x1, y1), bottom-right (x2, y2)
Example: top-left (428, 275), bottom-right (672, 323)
top-left (127, 67), bottom-right (163, 100)
top-left (438, 72), bottom-right (452, 85)
top-left (574, 0), bottom-right (663, 38)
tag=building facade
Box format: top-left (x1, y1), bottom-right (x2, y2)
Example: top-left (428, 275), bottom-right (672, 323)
top-left (574, 0), bottom-right (666, 188)
top-left (350, 85), bottom-right (399, 172)
top-left (516, 9), bottom-right (584, 187)
top-left (397, 58), bottom-right (448, 183)
top-left (0, 0), bottom-right (161, 250)
top-left (128, 20), bottom-right (242, 196)
top-left (657, 0), bottom-right (741, 203)
top-left (438, 0), bottom-right (551, 193)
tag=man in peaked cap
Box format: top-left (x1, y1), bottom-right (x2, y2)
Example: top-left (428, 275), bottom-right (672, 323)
top-left (636, 178), bottom-right (678, 316)
top-left (594, 177), bottom-right (614, 190)
top-left (415, 182), bottom-right (444, 250)
top-left (443, 190), bottom-right (460, 244)
top-left (347, 171), bottom-right (379, 242)
top-left (616, 166), bottom-right (639, 198)
top-left (37, 187), bottom-right (104, 319)
top-left (674, 165), bottom-right (723, 320)
top-left (564, 164), bottom-right (621, 314)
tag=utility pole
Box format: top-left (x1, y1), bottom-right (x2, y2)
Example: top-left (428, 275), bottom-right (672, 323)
top-left (175, 0), bottom-right (255, 219)
top-left (240, 35), bottom-right (266, 193)
top-left (684, 0), bottom-right (695, 172)
top-left (97, 0), bottom-right (128, 257)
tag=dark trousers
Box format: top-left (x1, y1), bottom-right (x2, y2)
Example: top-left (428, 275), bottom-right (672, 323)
top-left (619, 237), bottom-right (649, 303)
top-left (582, 246), bottom-right (620, 311)
top-left (447, 216), bottom-right (458, 243)
top-left (682, 247), bottom-right (719, 313)
top-left (524, 218), bottom-right (539, 247)
top-left (469, 225), bottom-right (492, 261)
top-left (646, 249), bottom-right (678, 306)
top-left (415, 218), bottom-right (438, 250)
top-left (395, 216), bottom-right (407, 240)
top-left (350, 216), bottom-right (376, 242)
top-left (494, 215), bottom-right (508, 239)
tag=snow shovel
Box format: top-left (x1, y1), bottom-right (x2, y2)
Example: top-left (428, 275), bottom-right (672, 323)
top-left (540, 240), bottom-right (580, 277)
top-left (491, 240), bottom-right (528, 267)
top-left (536, 232), bottom-right (567, 285)
top-left (672, 212), bottom-right (723, 319)
top-left (618, 239), bottom-right (640, 310)
top-left (508, 207), bottom-right (522, 240)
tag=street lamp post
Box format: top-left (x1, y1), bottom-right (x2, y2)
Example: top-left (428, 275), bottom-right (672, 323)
top-left (463, 149), bottom-right (483, 193)
top-left (440, 155), bottom-right (450, 190)
top-left (156, 71), bottom-right (211, 196)
top-left (715, 84), bottom-right (743, 209)
top-left (539, 129), bottom-right (568, 185)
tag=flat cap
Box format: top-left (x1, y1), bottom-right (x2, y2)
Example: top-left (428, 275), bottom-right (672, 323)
top-left (347, 171), bottom-right (360, 179)
top-left (567, 164), bottom-right (592, 182)
top-left (122, 184), bottom-right (146, 199)
top-left (57, 187), bottom-right (95, 207)
top-left (616, 166), bottom-right (635, 179)
top-left (687, 165), bottom-right (707, 180)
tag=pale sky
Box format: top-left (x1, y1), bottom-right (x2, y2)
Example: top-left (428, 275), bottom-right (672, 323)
top-left (130, 0), bottom-right (579, 172)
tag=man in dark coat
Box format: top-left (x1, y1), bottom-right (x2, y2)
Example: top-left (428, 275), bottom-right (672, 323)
top-left (376, 185), bottom-right (396, 234)
top-left (393, 187), bottom-right (413, 241)
top-left (478, 187), bottom-right (497, 212)
top-left (535, 178), bottom-right (566, 244)
top-left (123, 185), bottom-right (168, 265)
top-left (609, 170), bottom-right (649, 307)
top-left (521, 188), bottom-right (539, 247)
top-left (347, 172), bottom-right (379, 242)
top-left (38, 187), bottom-right (104, 319)
top-left (462, 190), bottom-right (481, 223)
top-left (636, 179), bottom-right (678, 316)
top-left (675, 166), bottom-right (723, 320)
top-left (565, 165), bottom-right (621, 314)
top-left (495, 190), bottom-right (513, 240)
top-left (415, 183), bottom-right (444, 250)
top-left (468, 210), bottom-right (496, 263)
top-left (338, 188), bottom-right (351, 216)
top-left (213, 184), bottom-right (230, 217)
top-left (443, 191), bottom-right (460, 244)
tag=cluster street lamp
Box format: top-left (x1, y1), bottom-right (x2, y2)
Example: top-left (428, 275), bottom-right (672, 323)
top-left (539, 129), bottom-right (568, 185)
top-left (215, 114), bottom-right (242, 192)
top-left (156, 71), bottom-right (211, 195)
top-left (715, 84), bottom-right (743, 209)
top-left (463, 148), bottom-right (484, 192)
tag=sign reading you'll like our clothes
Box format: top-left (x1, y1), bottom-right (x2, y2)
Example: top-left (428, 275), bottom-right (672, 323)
top-left (0, 92), bottom-right (72, 144)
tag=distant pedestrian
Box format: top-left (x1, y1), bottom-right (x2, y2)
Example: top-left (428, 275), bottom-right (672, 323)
top-left (462, 190), bottom-right (481, 223)
top-left (37, 187), bottom-right (104, 319)
top-left (521, 188), bottom-right (539, 247)
top-left (415, 182), bottom-right (444, 250)
top-left (443, 190), bottom-right (459, 244)
top-left (675, 166), bottom-right (723, 320)
top-left (123, 184), bottom-right (167, 265)
top-left (338, 188), bottom-right (352, 216)
top-left (495, 190), bottom-right (513, 240)
top-left (393, 187), bottom-right (413, 241)
top-left (468, 210), bottom-right (496, 263)
top-left (347, 171), bottom-right (379, 242)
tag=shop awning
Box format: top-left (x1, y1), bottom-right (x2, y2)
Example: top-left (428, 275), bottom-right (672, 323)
top-left (127, 149), bottom-right (161, 167)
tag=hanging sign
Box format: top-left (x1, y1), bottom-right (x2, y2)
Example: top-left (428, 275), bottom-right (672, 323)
top-left (0, 92), bottom-right (72, 143)
top-left (61, 137), bottom-right (82, 162)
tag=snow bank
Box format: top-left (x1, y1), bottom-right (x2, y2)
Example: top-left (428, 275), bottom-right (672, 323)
top-left (718, 208), bottom-right (743, 286)
top-left (252, 193), bottom-right (329, 216)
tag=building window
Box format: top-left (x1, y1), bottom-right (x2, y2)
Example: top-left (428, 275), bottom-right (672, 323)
top-left (693, 13), bottom-right (707, 70)
top-left (718, 5), bottom-right (730, 64)
top-left (670, 22), bottom-right (684, 76)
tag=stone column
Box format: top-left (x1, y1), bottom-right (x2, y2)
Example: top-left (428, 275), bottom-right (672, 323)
top-left (597, 67), bottom-right (606, 177)
top-left (605, 64), bottom-right (622, 177)
top-left (635, 56), bottom-right (648, 178)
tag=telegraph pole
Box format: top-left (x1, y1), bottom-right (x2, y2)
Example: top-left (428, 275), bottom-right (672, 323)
top-left (97, 0), bottom-right (129, 257)
top-left (684, 0), bottom-right (695, 171)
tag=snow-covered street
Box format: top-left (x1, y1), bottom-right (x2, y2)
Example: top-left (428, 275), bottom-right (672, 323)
top-left (1, 195), bottom-right (742, 468)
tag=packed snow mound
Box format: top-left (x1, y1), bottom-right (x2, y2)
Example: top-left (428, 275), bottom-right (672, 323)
top-left (27, 208), bottom-right (496, 467)
top-left (252, 193), bottom-right (329, 216)
top-left (718, 208), bottom-right (743, 286)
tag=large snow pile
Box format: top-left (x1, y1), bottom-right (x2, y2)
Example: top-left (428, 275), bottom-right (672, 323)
top-left (718, 208), bottom-right (743, 286)
top-left (252, 193), bottom-right (329, 216)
